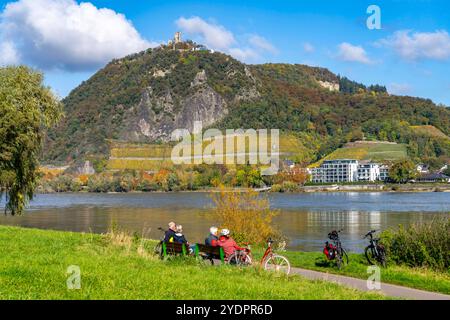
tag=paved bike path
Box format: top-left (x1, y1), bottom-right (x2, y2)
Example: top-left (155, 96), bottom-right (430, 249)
top-left (290, 267), bottom-right (450, 300)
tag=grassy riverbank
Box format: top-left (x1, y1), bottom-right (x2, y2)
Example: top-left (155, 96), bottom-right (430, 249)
top-left (0, 226), bottom-right (386, 300)
top-left (1, 226), bottom-right (447, 299)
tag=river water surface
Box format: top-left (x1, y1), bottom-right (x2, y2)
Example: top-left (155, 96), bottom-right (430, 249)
top-left (0, 192), bottom-right (448, 252)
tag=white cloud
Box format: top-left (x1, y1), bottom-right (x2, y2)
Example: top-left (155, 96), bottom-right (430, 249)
top-left (248, 35), bottom-right (278, 54)
top-left (228, 47), bottom-right (259, 61)
top-left (303, 42), bottom-right (315, 53)
top-left (378, 30), bottom-right (450, 61)
top-left (0, 0), bottom-right (155, 70)
top-left (337, 42), bottom-right (372, 64)
top-left (176, 16), bottom-right (276, 62)
top-left (176, 16), bottom-right (235, 50)
top-left (0, 40), bottom-right (19, 65)
top-left (388, 83), bottom-right (413, 96)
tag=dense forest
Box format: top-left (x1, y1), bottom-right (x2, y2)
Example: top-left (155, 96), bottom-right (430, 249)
top-left (44, 44), bottom-right (450, 168)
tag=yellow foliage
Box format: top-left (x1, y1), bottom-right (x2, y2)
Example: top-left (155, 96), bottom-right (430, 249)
top-left (78, 174), bottom-right (89, 185)
top-left (107, 159), bottom-right (166, 171)
top-left (39, 166), bottom-right (65, 179)
top-left (410, 125), bottom-right (449, 140)
top-left (210, 187), bottom-right (282, 245)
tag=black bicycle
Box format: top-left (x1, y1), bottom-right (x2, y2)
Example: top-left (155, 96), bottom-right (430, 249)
top-left (364, 230), bottom-right (386, 267)
top-left (323, 229), bottom-right (349, 269)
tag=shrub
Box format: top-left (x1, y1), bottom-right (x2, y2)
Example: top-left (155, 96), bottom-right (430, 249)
top-left (210, 187), bottom-right (283, 245)
top-left (282, 181), bottom-right (299, 192)
top-left (381, 217), bottom-right (450, 271)
top-left (49, 175), bottom-right (81, 192)
top-left (270, 184), bottom-right (283, 193)
top-left (137, 179), bottom-right (158, 192)
top-left (87, 175), bottom-right (113, 192)
top-left (270, 182), bottom-right (298, 192)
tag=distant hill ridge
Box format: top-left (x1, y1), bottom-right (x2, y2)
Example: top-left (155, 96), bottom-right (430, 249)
top-left (43, 42), bottom-right (450, 167)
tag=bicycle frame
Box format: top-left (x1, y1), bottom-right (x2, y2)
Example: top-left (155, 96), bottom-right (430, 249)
top-left (330, 231), bottom-right (343, 254)
top-left (240, 240), bottom-right (274, 266)
top-left (260, 242), bottom-right (274, 266)
top-left (366, 232), bottom-right (380, 257)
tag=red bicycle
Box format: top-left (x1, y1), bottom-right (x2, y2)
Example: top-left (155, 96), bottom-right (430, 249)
top-left (227, 238), bottom-right (291, 275)
top-left (323, 230), bottom-right (349, 269)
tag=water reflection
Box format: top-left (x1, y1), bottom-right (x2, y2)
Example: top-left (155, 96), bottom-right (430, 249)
top-left (0, 192), bottom-right (448, 252)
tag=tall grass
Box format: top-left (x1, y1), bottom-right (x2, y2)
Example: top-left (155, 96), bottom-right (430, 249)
top-left (381, 217), bottom-right (450, 271)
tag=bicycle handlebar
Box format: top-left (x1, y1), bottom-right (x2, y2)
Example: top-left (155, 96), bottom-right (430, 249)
top-left (363, 230), bottom-right (379, 239)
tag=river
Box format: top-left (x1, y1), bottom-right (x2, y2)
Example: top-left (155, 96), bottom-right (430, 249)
top-left (0, 192), bottom-right (448, 252)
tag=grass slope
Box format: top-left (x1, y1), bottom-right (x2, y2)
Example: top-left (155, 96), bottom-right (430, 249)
top-left (410, 125), bottom-right (449, 140)
top-left (311, 141), bottom-right (407, 167)
top-left (0, 226), bottom-right (386, 300)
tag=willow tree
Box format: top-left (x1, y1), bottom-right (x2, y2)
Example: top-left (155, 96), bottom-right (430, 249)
top-left (0, 66), bottom-right (62, 215)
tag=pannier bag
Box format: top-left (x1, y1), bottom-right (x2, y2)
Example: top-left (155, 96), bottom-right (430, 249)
top-left (323, 241), bottom-right (336, 260)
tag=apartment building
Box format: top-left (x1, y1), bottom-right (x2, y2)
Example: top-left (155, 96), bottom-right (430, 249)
top-left (357, 162), bottom-right (380, 181)
top-left (311, 159), bottom-right (388, 183)
top-left (311, 159), bottom-right (359, 183)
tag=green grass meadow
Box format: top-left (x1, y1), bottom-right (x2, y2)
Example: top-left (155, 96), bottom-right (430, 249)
top-left (0, 226), bottom-right (387, 300)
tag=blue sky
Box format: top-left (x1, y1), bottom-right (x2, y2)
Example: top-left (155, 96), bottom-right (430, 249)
top-left (1, 0), bottom-right (450, 106)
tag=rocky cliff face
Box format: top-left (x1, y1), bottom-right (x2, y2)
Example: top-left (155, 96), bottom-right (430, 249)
top-left (121, 70), bottom-right (231, 142)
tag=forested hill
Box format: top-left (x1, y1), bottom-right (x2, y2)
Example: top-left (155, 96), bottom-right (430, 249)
top-left (43, 42), bottom-right (450, 166)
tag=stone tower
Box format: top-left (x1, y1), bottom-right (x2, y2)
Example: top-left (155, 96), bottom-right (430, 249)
top-left (174, 32), bottom-right (182, 44)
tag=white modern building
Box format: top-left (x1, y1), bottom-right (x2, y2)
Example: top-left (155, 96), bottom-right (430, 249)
top-left (357, 162), bottom-right (380, 182)
top-left (311, 159), bottom-right (359, 183)
top-left (311, 159), bottom-right (389, 183)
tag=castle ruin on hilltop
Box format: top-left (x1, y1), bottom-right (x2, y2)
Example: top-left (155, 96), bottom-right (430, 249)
top-left (166, 32), bottom-right (209, 52)
top-left (167, 31), bottom-right (183, 49)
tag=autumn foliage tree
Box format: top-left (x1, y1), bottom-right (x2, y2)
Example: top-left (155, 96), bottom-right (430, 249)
top-left (389, 159), bottom-right (417, 183)
top-left (210, 187), bottom-right (282, 245)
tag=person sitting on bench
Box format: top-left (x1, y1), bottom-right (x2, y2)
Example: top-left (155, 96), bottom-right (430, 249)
top-left (173, 225), bottom-right (188, 244)
top-left (217, 229), bottom-right (244, 259)
top-left (173, 225), bottom-right (196, 254)
top-left (205, 226), bottom-right (219, 246)
top-left (164, 221), bottom-right (177, 243)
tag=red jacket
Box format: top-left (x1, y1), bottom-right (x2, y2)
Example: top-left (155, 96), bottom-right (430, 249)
top-left (217, 236), bottom-right (243, 257)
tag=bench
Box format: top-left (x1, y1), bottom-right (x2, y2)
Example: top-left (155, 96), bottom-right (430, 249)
top-left (159, 242), bottom-right (224, 264)
top-left (161, 242), bottom-right (189, 258)
top-left (194, 244), bottom-right (225, 264)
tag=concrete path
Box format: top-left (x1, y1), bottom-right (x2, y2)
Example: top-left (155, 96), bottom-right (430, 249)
top-left (290, 266), bottom-right (450, 300)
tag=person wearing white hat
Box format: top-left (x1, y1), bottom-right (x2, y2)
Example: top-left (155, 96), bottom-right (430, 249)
top-left (217, 228), bottom-right (243, 258)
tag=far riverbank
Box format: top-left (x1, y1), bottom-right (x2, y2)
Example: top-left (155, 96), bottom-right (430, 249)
top-left (34, 183), bottom-right (450, 194)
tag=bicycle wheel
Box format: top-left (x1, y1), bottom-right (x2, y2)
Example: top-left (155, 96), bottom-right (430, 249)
top-left (336, 248), bottom-right (349, 269)
top-left (365, 246), bottom-right (382, 266)
top-left (341, 248), bottom-right (349, 265)
top-left (264, 254), bottom-right (291, 275)
top-left (227, 251), bottom-right (252, 266)
top-left (154, 241), bottom-right (163, 257)
top-left (377, 245), bottom-right (387, 268)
